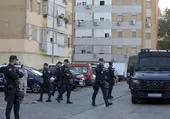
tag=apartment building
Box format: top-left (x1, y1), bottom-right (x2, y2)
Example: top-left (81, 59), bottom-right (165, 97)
top-left (73, 0), bottom-right (158, 63)
top-left (0, 0), bottom-right (71, 68)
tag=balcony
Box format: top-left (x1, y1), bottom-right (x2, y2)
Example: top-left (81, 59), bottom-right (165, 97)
top-left (73, 54), bottom-right (112, 62)
top-left (74, 21), bottom-right (142, 29)
top-left (74, 21), bottom-right (113, 29)
top-left (74, 5), bottom-right (112, 13)
top-left (73, 38), bottom-right (142, 46)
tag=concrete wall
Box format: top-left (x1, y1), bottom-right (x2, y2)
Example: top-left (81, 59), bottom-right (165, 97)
top-left (0, 0), bottom-right (26, 39)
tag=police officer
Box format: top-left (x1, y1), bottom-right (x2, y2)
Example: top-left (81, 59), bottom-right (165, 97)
top-left (92, 58), bottom-right (113, 107)
top-left (107, 62), bottom-right (116, 99)
top-left (37, 63), bottom-right (52, 102)
top-left (4, 55), bottom-right (24, 119)
top-left (57, 59), bottom-right (73, 104)
top-left (52, 62), bottom-right (63, 100)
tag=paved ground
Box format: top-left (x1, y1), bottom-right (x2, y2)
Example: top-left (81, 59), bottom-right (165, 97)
top-left (0, 82), bottom-right (169, 119)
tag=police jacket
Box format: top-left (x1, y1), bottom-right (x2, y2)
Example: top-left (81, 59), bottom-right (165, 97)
top-left (42, 68), bottom-right (51, 84)
top-left (60, 65), bottom-right (72, 83)
top-left (95, 64), bottom-right (107, 83)
top-left (54, 67), bottom-right (62, 80)
top-left (107, 66), bottom-right (116, 83)
top-left (4, 64), bottom-right (23, 89)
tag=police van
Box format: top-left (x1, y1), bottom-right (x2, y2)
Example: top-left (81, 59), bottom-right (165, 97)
top-left (131, 49), bottom-right (170, 104)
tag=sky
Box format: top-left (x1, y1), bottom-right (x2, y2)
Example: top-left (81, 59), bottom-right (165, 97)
top-left (159, 0), bottom-right (170, 11)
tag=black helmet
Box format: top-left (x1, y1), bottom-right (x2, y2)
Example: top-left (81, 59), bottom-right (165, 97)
top-left (99, 58), bottom-right (104, 61)
top-left (16, 91), bottom-right (25, 103)
top-left (64, 59), bottom-right (69, 63)
top-left (43, 63), bottom-right (48, 66)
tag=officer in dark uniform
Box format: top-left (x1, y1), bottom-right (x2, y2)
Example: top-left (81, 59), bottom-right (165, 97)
top-left (92, 58), bottom-right (113, 107)
top-left (57, 59), bottom-right (73, 104)
top-left (107, 62), bottom-right (116, 99)
top-left (37, 63), bottom-right (52, 102)
top-left (52, 62), bottom-right (63, 100)
top-left (4, 55), bottom-right (24, 119)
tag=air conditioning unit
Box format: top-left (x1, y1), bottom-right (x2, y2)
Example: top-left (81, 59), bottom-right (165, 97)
top-left (86, 5), bottom-right (92, 9)
top-left (93, 21), bottom-right (99, 26)
top-left (93, 54), bottom-right (97, 58)
top-left (39, 43), bottom-right (47, 51)
top-left (58, 13), bottom-right (64, 19)
top-left (146, 23), bottom-right (152, 28)
top-left (63, 0), bottom-right (67, 5)
top-left (57, 19), bottom-right (63, 26)
top-left (130, 19), bottom-right (136, 25)
top-left (117, 21), bottom-right (122, 26)
top-left (76, 20), bottom-right (84, 27)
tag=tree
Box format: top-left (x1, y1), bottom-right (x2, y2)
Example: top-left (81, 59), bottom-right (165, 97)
top-left (157, 40), bottom-right (170, 50)
top-left (158, 8), bottom-right (170, 40)
top-left (157, 8), bottom-right (170, 50)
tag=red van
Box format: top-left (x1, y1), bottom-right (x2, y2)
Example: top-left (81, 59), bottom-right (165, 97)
top-left (69, 63), bottom-right (94, 87)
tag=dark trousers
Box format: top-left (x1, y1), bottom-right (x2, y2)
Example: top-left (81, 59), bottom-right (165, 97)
top-left (5, 89), bottom-right (20, 119)
top-left (58, 83), bottom-right (71, 102)
top-left (92, 83), bottom-right (109, 105)
top-left (39, 83), bottom-right (51, 100)
top-left (108, 83), bottom-right (114, 97)
top-left (52, 82), bottom-right (63, 99)
top-left (52, 82), bottom-right (57, 95)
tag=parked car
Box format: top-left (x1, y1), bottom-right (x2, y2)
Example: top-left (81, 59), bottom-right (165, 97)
top-left (69, 63), bottom-right (94, 87)
top-left (0, 73), bottom-right (5, 90)
top-left (0, 65), bottom-right (43, 93)
top-left (39, 67), bottom-right (78, 90)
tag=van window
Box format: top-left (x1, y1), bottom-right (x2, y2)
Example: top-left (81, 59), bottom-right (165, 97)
top-left (127, 55), bottom-right (136, 72)
top-left (70, 66), bottom-right (88, 74)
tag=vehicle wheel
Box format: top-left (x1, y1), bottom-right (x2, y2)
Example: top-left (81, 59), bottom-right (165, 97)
top-left (131, 96), bottom-right (138, 104)
top-left (31, 82), bottom-right (41, 93)
top-left (82, 80), bottom-right (87, 87)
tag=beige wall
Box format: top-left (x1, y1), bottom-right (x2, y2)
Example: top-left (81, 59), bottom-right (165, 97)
top-left (0, 0), bottom-right (26, 39)
top-left (0, 39), bottom-right (68, 68)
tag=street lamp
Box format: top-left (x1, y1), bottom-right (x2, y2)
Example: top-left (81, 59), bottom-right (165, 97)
top-left (51, 0), bottom-right (55, 63)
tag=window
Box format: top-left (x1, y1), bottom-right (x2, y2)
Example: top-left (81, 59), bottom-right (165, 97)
top-left (117, 15), bottom-right (123, 21)
top-left (132, 0), bottom-right (136, 5)
top-left (105, 33), bottom-right (110, 38)
top-left (131, 47), bottom-right (137, 54)
top-left (117, 47), bottom-right (123, 54)
top-left (37, 2), bottom-right (41, 15)
top-left (82, 2), bottom-right (87, 5)
top-left (146, 33), bottom-right (151, 39)
top-left (117, 0), bottom-right (122, 5)
top-left (29, 0), bottom-right (33, 11)
top-left (70, 66), bottom-right (88, 74)
top-left (146, 1), bottom-right (151, 8)
top-left (118, 31), bottom-right (122, 38)
top-left (77, 2), bottom-right (81, 5)
top-left (81, 49), bottom-right (86, 54)
top-left (146, 17), bottom-right (151, 23)
top-left (132, 31), bottom-right (136, 38)
top-left (100, 17), bottom-right (104, 21)
top-left (37, 27), bottom-right (40, 42)
top-left (100, 1), bottom-right (105, 5)
top-left (28, 25), bottom-right (32, 40)
top-left (132, 15), bottom-right (137, 20)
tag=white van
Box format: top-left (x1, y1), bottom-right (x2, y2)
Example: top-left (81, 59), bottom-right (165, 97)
top-left (113, 63), bottom-right (127, 81)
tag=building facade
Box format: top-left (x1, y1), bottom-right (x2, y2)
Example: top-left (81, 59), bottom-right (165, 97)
top-left (73, 0), bottom-right (158, 63)
top-left (0, 0), bottom-right (72, 68)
